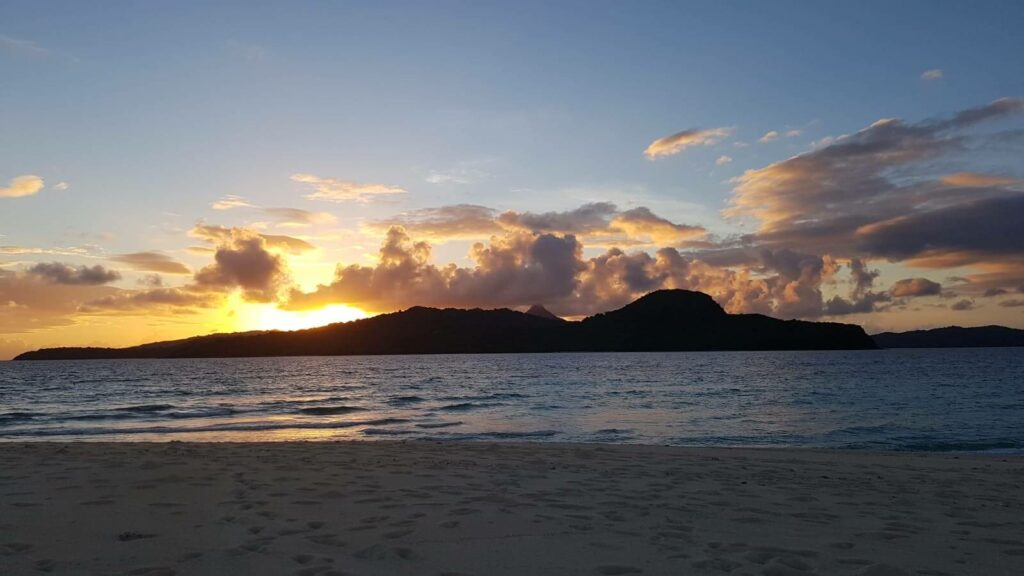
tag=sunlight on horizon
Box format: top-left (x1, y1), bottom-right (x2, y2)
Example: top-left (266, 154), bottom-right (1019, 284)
top-left (237, 303), bottom-right (370, 332)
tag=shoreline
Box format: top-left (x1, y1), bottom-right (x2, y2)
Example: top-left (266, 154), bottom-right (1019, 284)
top-left (2, 441), bottom-right (1022, 575)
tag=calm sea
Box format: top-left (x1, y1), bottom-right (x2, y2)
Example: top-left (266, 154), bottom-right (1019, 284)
top-left (1, 349), bottom-right (1022, 451)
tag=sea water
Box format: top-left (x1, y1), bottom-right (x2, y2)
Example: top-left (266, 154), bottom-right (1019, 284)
top-left (1, 349), bottom-right (1022, 451)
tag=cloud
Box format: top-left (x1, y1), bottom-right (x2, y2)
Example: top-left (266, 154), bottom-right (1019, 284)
top-left (497, 202), bottom-right (619, 235)
top-left (939, 172), bottom-right (1021, 188)
top-left (285, 228), bottom-right (847, 319)
top-left (190, 224), bottom-right (316, 255)
top-left (0, 245), bottom-right (92, 257)
top-left (210, 195), bottom-right (336, 227)
top-left (367, 205), bottom-right (504, 240)
top-left (716, 155), bottom-right (733, 165)
top-left (607, 207), bottom-right (706, 246)
top-left (644, 127), bottom-right (732, 159)
top-left (285, 227), bottom-right (583, 312)
top-left (0, 337), bottom-right (29, 361)
top-left (291, 173), bottom-right (406, 202)
top-left (889, 277), bottom-right (942, 297)
top-left (27, 262), bottom-right (121, 285)
top-left (785, 130), bottom-right (802, 138)
top-left (194, 232), bottom-right (289, 302)
top-left (950, 298), bottom-right (974, 311)
top-left (983, 288), bottom-right (1008, 297)
top-left (110, 252), bottom-right (191, 275)
top-left (999, 299), bottom-right (1024, 308)
top-left (79, 287), bottom-right (220, 313)
top-left (726, 98), bottom-right (1024, 271)
top-left (856, 194), bottom-right (1024, 264)
top-left (0, 35), bottom-right (48, 56)
top-left (137, 274), bottom-right (164, 288)
top-left (759, 131), bottom-right (779, 143)
top-left (261, 207), bottom-right (336, 227)
top-left (0, 269), bottom-right (120, 332)
top-left (0, 175), bottom-right (45, 198)
top-left (52, 181), bottom-right (70, 191)
top-left (371, 202), bottom-right (705, 247)
top-left (921, 69), bottom-right (944, 81)
top-left (211, 195), bottom-right (254, 210)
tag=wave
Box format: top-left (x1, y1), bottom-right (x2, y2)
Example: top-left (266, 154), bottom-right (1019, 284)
top-left (438, 402), bottom-right (495, 412)
top-left (298, 406), bottom-right (367, 415)
top-left (415, 421), bottom-right (462, 429)
top-left (114, 404), bottom-right (175, 413)
top-left (387, 396), bottom-right (426, 406)
top-left (362, 428), bottom-right (415, 436)
top-left (440, 430), bottom-right (559, 440)
top-left (0, 411), bottom-right (44, 422)
top-left (0, 417), bottom-right (413, 439)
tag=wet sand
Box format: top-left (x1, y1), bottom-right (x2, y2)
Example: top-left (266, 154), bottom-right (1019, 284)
top-left (1, 441), bottom-right (1022, 575)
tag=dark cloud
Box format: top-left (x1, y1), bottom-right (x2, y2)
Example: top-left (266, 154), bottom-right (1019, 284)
top-left (889, 278), bottom-right (943, 298)
top-left (285, 227), bottom-right (583, 312)
top-left (137, 274), bottom-right (164, 288)
top-left (27, 262), bottom-right (121, 285)
top-left (856, 195), bottom-right (1024, 265)
top-left (497, 203), bottom-right (618, 234)
top-left (110, 252), bottom-right (190, 274)
top-left (999, 299), bottom-right (1024, 308)
top-left (983, 288), bottom-right (1009, 297)
top-left (194, 233), bottom-right (289, 303)
top-left (951, 299), bottom-right (975, 311)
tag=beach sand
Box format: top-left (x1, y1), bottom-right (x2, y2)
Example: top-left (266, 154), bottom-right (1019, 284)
top-left (1, 442), bottom-right (1022, 575)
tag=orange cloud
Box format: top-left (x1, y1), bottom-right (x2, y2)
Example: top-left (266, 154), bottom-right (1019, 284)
top-left (291, 173), bottom-right (406, 202)
top-left (644, 127), bottom-right (732, 159)
top-left (939, 172), bottom-right (1021, 188)
top-left (0, 175), bottom-right (44, 198)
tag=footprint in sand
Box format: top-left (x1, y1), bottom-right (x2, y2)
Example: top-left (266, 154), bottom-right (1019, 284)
top-left (857, 565), bottom-right (913, 576)
top-left (307, 533), bottom-right (347, 548)
top-left (127, 567), bottom-right (176, 576)
top-left (596, 566), bottom-right (643, 575)
top-left (118, 531), bottom-right (157, 542)
top-left (353, 543), bottom-right (416, 561)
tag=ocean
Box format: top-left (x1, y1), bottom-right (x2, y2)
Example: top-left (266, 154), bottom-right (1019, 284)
top-left (1, 349), bottom-right (1022, 451)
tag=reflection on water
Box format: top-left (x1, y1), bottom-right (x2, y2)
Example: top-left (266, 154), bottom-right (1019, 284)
top-left (1, 349), bottom-right (1022, 451)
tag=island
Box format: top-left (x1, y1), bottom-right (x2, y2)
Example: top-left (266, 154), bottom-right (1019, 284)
top-left (14, 289), bottom-right (876, 360)
top-left (872, 325), bottom-right (1024, 348)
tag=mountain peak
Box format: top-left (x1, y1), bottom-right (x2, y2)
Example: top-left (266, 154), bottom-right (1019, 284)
top-left (616, 289), bottom-right (726, 319)
top-left (525, 304), bottom-right (562, 321)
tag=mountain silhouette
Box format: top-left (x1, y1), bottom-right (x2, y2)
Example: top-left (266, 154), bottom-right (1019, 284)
top-left (872, 325), bottom-right (1024, 348)
top-left (525, 304), bottom-right (562, 321)
top-left (14, 290), bottom-right (876, 360)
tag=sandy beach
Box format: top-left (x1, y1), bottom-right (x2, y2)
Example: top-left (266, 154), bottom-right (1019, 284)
top-left (0, 442), bottom-right (1022, 575)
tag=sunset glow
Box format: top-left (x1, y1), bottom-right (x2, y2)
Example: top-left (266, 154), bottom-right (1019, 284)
top-left (2, 2), bottom-right (1023, 360)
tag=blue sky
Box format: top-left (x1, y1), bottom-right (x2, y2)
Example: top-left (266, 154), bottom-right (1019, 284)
top-left (2, 1), bottom-right (1024, 356)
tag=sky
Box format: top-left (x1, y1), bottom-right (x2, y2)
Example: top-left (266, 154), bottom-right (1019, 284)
top-left (2, 1), bottom-right (1024, 359)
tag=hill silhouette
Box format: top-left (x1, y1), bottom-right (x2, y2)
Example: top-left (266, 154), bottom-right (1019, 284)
top-left (14, 290), bottom-right (876, 360)
top-left (872, 325), bottom-right (1024, 348)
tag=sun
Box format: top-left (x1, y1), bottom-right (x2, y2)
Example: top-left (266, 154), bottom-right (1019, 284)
top-left (237, 303), bottom-right (370, 332)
